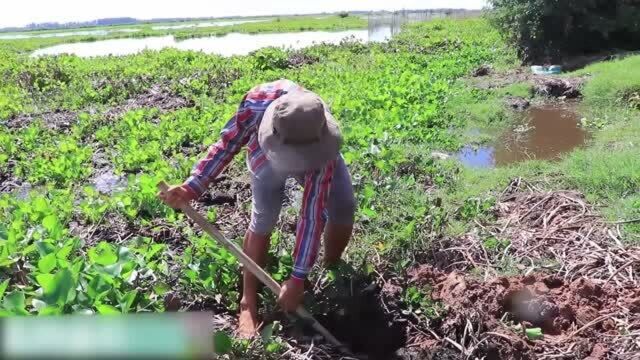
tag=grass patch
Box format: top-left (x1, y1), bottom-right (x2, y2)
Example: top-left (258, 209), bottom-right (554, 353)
top-left (576, 55), bottom-right (640, 110)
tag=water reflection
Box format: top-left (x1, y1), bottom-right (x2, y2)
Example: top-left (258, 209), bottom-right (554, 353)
top-left (456, 105), bottom-right (590, 168)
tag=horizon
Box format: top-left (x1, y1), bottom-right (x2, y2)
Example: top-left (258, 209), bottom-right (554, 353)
top-left (0, 0), bottom-right (487, 28)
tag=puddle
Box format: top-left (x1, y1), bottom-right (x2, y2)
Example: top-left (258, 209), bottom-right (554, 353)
top-left (457, 105), bottom-right (590, 168)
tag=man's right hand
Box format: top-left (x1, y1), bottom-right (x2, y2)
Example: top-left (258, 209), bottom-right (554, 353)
top-left (157, 185), bottom-right (197, 209)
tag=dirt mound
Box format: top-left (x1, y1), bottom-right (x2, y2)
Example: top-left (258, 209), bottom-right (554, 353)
top-left (533, 77), bottom-right (583, 98)
top-left (406, 265), bottom-right (640, 359)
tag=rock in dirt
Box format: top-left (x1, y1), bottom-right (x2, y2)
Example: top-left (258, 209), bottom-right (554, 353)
top-left (533, 77), bottom-right (583, 98)
top-left (505, 96), bottom-right (530, 111)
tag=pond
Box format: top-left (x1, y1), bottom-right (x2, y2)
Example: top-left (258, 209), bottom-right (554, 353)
top-left (456, 105), bottom-right (591, 168)
top-left (0, 28), bottom-right (140, 40)
top-left (30, 10), bottom-right (475, 57)
top-left (31, 30), bottom-right (371, 57)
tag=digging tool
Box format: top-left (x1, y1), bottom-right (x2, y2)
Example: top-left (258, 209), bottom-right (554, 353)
top-left (157, 181), bottom-right (348, 353)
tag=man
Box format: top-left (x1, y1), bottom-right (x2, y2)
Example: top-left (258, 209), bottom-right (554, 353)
top-left (159, 79), bottom-right (356, 337)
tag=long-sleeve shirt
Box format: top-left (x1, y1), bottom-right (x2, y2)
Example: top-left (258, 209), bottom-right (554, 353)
top-left (183, 79), bottom-right (334, 280)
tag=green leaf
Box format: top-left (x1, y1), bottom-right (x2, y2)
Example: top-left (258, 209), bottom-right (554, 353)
top-left (266, 342), bottom-right (282, 353)
top-left (39, 305), bottom-right (62, 315)
top-left (87, 275), bottom-right (112, 300)
top-left (89, 242), bottom-right (118, 266)
top-left (102, 263), bottom-right (123, 277)
top-left (97, 304), bottom-right (120, 315)
top-left (35, 241), bottom-right (56, 257)
top-left (153, 282), bottom-right (170, 296)
top-left (0, 279), bottom-right (9, 299)
top-left (213, 331), bottom-right (232, 355)
top-left (0, 224), bottom-right (7, 241)
top-left (3, 291), bottom-right (28, 315)
top-left (38, 269), bottom-right (75, 306)
top-left (119, 290), bottom-right (137, 314)
top-left (33, 197), bottom-right (48, 213)
top-left (42, 214), bottom-right (62, 239)
top-left (525, 327), bottom-right (543, 340)
top-left (38, 253), bottom-right (57, 273)
top-left (260, 321), bottom-right (280, 344)
top-left (117, 247), bottom-right (132, 262)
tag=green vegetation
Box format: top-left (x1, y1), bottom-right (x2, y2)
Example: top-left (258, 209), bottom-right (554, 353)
top-left (488, 0), bottom-right (640, 61)
top-left (0, 17), bottom-right (513, 324)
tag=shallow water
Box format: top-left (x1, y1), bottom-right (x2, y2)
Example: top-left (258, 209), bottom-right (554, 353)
top-left (31, 30), bottom-right (372, 57)
top-left (457, 105), bottom-right (590, 168)
top-left (151, 19), bottom-right (266, 30)
top-left (30, 10), bottom-right (467, 57)
top-left (0, 28), bottom-right (140, 40)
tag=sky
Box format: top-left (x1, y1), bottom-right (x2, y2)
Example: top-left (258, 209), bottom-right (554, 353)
top-left (0, 0), bottom-right (487, 28)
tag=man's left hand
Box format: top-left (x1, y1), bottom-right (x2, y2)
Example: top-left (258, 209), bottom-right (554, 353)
top-left (277, 278), bottom-right (305, 312)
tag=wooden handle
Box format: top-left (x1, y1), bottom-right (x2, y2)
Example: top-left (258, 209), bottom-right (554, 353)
top-left (157, 181), bottom-right (347, 351)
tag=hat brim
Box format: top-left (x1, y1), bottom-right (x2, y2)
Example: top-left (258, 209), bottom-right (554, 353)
top-left (258, 98), bottom-right (342, 173)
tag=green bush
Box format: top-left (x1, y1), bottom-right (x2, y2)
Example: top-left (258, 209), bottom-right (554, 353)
top-left (488, 0), bottom-right (640, 62)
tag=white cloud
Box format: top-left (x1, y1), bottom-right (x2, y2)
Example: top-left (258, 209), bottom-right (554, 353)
top-left (1, 0), bottom-right (487, 28)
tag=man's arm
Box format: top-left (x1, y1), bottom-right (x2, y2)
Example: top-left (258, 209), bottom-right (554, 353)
top-left (182, 94), bottom-right (256, 197)
top-left (291, 160), bottom-right (336, 280)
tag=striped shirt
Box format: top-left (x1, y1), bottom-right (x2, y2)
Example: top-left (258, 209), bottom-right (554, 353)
top-left (183, 79), bottom-right (335, 280)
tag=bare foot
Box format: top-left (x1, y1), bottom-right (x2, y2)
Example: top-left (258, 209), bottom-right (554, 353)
top-left (237, 305), bottom-right (259, 339)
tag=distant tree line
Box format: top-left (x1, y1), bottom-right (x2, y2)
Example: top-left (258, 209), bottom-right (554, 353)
top-left (488, 0), bottom-right (640, 62)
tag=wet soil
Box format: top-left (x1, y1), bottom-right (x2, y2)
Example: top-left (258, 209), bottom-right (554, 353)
top-left (3, 109), bottom-right (78, 131)
top-left (3, 84), bottom-right (192, 131)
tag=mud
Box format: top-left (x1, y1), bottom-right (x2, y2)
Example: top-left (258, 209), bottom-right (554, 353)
top-left (533, 77), bottom-right (583, 98)
top-left (105, 84), bottom-right (193, 120)
top-left (472, 64), bottom-right (492, 77)
top-left (407, 265), bottom-right (640, 359)
top-left (504, 96), bottom-right (530, 111)
top-left (292, 266), bottom-right (408, 360)
top-left (3, 84), bottom-right (192, 131)
top-left (287, 51), bottom-right (320, 68)
top-left (3, 109), bottom-right (78, 131)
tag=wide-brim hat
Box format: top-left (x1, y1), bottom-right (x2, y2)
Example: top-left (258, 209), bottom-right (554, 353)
top-left (258, 90), bottom-right (342, 173)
